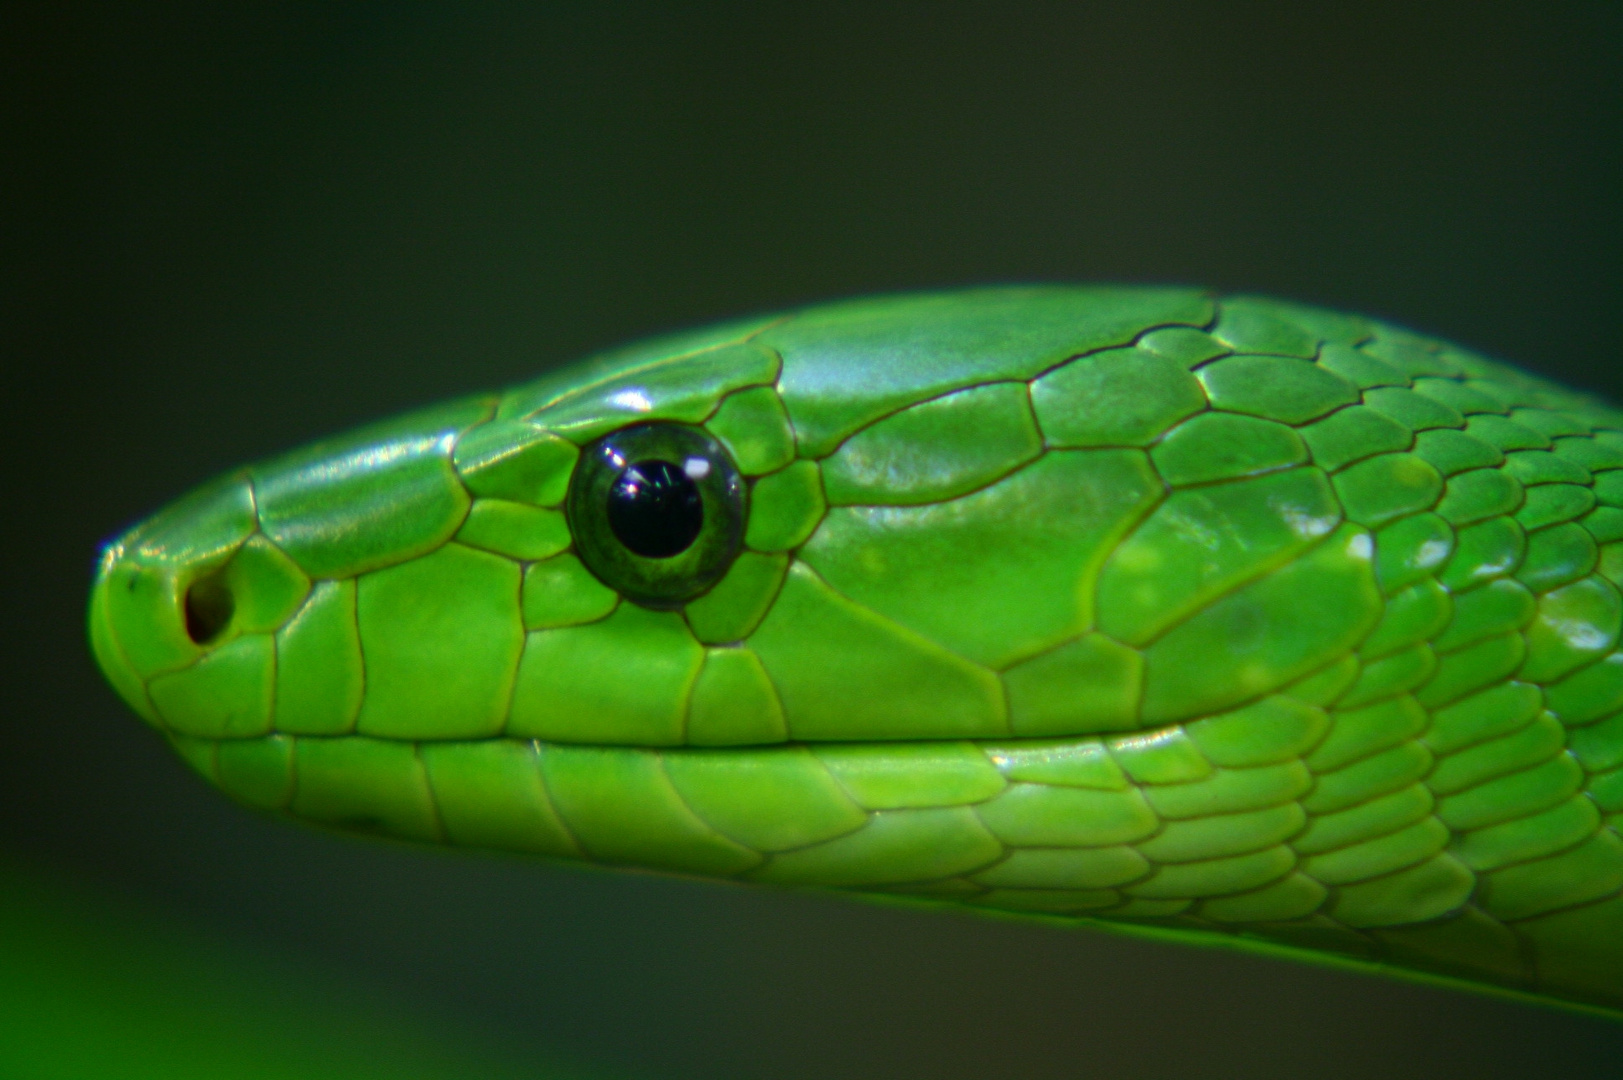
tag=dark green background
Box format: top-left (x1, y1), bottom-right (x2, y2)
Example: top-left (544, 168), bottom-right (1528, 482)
top-left (5, 4), bottom-right (1623, 1077)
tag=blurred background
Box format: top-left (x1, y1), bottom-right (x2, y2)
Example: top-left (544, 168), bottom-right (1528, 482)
top-left (4, 4), bottom-right (1622, 1077)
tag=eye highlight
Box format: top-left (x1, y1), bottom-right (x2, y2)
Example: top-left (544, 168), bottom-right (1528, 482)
top-left (567, 423), bottom-right (745, 607)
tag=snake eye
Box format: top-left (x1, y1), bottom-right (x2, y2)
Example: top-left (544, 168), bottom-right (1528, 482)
top-left (607, 459), bottom-right (705, 557)
top-left (567, 422), bottom-right (745, 607)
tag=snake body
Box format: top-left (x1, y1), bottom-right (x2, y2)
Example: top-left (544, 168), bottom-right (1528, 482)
top-left (89, 287), bottom-right (1623, 1015)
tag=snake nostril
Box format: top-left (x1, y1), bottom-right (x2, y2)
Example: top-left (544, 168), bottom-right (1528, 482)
top-left (183, 573), bottom-right (235, 645)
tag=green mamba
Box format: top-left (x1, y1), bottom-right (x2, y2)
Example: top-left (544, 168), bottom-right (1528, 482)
top-left (89, 287), bottom-right (1623, 1015)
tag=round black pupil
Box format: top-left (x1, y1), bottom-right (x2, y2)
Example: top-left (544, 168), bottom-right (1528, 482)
top-left (606, 458), bottom-right (705, 558)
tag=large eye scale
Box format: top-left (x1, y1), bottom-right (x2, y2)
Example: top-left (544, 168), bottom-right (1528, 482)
top-left (568, 423), bottom-right (745, 607)
top-left (607, 459), bottom-right (704, 557)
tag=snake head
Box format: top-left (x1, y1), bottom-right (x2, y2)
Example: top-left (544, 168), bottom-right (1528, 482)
top-left (94, 287), bottom-right (1623, 1018)
top-left (94, 290), bottom-right (1280, 758)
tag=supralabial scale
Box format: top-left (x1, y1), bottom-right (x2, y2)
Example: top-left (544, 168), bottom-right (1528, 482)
top-left (90, 287), bottom-right (1623, 1016)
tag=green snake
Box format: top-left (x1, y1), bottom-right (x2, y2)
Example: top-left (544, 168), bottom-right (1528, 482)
top-left (88, 286), bottom-right (1623, 1018)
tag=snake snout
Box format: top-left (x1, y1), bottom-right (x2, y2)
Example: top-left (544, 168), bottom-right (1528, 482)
top-left (88, 471), bottom-right (293, 736)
